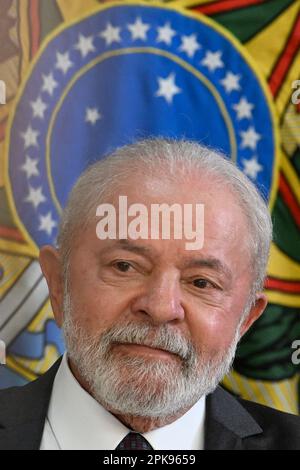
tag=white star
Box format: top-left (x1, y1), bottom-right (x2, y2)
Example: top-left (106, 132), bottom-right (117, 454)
top-left (25, 186), bottom-right (46, 210)
top-left (155, 73), bottom-right (181, 104)
top-left (55, 51), bottom-right (73, 74)
top-left (74, 34), bottom-right (95, 58)
top-left (179, 34), bottom-right (201, 58)
top-left (99, 23), bottom-right (121, 46)
top-left (42, 73), bottom-right (58, 96)
top-left (201, 50), bottom-right (224, 72)
top-left (21, 126), bottom-right (39, 149)
top-left (240, 126), bottom-right (262, 150)
top-left (39, 212), bottom-right (57, 236)
top-left (220, 72), bottom-right (241, 93)
top-left (127, 17), bottom-right (150, 41)
top-left (30, 96), bottom-right (47, 119)
top-left (233, 97), bottom-right (254, 120)
top-left (85, 107), bottom-right (102, 125)
top-left (242, 156), bottom-right (263, 180)
top-left (21, 156), bottom-right (39, 179)
top-left (156, 22), bottom-right (176, 45)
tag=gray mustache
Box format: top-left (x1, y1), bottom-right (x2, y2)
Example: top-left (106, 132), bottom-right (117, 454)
top-left (101, 323), bottom-right (193, 360)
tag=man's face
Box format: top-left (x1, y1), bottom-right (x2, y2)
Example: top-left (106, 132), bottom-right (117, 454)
top-left (41, 172), bottom-right (267, 418)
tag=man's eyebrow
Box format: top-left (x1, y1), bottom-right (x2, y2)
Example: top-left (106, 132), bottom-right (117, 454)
top-left (182, 257), bottom-right (233, 279)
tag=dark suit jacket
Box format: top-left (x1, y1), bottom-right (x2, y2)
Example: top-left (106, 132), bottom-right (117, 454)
top-left (0, 358), bottom-right (300, 450)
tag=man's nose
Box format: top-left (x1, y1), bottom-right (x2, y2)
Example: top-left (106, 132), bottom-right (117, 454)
top-left (130, 272), bottom-right (185, 324)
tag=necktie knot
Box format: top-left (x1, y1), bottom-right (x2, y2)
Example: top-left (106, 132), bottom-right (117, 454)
top-left (116, 432), bottom-right (153, 450)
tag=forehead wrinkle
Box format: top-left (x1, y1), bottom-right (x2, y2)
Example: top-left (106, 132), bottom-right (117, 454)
top-left (112, 239), bottom-right (157, 256)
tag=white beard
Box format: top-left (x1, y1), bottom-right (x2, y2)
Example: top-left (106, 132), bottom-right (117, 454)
top-left (62, 292), bottom-right (241, 419)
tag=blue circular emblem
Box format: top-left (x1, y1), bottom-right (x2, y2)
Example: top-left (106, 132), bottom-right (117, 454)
top-left (6, 2), bottom-right (277, 249)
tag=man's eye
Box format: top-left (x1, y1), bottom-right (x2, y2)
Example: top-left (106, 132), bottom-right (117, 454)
top-left (192, 278), bottom-right (213, 289)
top-left (114, 261), bottom-right (133, 272)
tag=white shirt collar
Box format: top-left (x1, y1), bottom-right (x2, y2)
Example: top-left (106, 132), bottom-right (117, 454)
top-left (44, 353), bottom-right (206, 450)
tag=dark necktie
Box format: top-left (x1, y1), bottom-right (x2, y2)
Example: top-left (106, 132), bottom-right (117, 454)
top-left (115, 432), bottom-right (153, 450)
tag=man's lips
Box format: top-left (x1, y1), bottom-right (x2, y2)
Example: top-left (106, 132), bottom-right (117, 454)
top-left (113, 342), bottom-right (179, 359)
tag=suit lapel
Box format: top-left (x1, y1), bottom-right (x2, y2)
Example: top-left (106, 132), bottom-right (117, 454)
top-left (205, 386), bottom-right (263, 450)
top-left (0, 361), bottom-right (264, 450)
top-left (0, 357), bottom-right (62, 450)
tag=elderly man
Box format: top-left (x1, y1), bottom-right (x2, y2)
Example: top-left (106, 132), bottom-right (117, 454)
top-left (0, 139), bottom-right (300, 450)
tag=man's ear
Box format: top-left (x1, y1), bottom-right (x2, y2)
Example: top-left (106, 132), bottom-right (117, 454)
top-left (39, 246), bottom-right (64, 327)
top-left (239, 293), bottom-right (268, 338)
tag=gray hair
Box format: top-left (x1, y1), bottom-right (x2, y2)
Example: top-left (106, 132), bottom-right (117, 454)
top-left (57, 138), bottom-right (272, 300)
